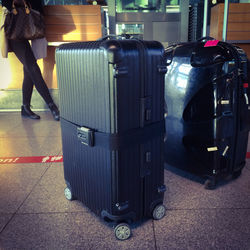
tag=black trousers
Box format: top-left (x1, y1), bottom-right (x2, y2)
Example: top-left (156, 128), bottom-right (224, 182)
top-left (9, 39), bottom-right (53, 106)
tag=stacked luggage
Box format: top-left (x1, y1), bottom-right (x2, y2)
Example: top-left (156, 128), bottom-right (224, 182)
top-left (55, 38), bottom-right (167, 240)
top-left (164, 37), bottom-right (250, 189)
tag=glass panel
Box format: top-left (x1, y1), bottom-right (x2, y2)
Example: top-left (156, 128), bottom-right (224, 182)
top-left (117, 0), bottom-right (152, 12)
top-left (0, 0), bottom-right (90, 5)
top-left (166, 0), bottom-right (180, 12)
top-left (43, 0), bottom-right (89, 4)
top-left (116, 23), bottom-right (144, 39)
top-left (166, 0), bottom-right (179, 4)
top-left (116, 0), bottom-right (161, 12)
top-left (116, 0), bottom-right (180, 13)
top-left (0, 0), bottom-right (182, 8)
top-left (0, 0), bottom-right (95, 4)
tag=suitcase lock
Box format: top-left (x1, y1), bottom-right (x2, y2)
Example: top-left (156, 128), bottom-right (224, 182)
top-left (77, 127), bottom-right (94, 147)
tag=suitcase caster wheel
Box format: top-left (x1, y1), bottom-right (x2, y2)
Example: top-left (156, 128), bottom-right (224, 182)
top-left (204, 179), bottom-right (216, 190)
top-left (114, 223), bottom-right (131, 240)
top-left (152, 204), bottom-right (166, 220)
top-left (64, 187), bottom-right (74, 201)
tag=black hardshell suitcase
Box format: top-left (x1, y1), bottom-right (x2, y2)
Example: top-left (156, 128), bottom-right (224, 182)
top-left (55, 38), bottom-right (167, 240)
top-left (164, 38), bottom-right (250, 189)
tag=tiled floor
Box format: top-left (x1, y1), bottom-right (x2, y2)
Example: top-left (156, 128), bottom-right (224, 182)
top-left (0, 111), bottom-right (250, 250)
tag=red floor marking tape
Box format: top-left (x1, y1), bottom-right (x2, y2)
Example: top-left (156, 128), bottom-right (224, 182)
top-left (1, 153), bottom-right (250, 164)
top-left (0, 155), bottom-right (63, 164)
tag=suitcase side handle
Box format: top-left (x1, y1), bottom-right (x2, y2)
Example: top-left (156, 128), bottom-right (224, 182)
top-left (197, 36), bottom-right (215, 42)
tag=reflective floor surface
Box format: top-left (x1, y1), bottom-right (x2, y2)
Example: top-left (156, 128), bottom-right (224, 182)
top-left (0, 111), bottom-right (250, 249)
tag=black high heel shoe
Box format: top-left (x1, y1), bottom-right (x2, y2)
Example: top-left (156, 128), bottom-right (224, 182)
top-left (48, 103), bottom-right (60, 121)
top-left (21, 105), bottom-right (40, 120)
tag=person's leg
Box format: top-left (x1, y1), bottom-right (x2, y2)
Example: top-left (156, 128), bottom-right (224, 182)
top-left (9, 40), bottom-right (59, 120)
top-left (26, 61), bottom-right (60, 121)
top-left (22, 67), bottom-right (34, 105)
top-left (21, 66), bottom-right (40, 119)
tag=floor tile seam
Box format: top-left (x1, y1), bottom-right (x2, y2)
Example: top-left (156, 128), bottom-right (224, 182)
top-left (0, 166), bottom-right (50, 235)
top-left (35, 149), bottom-right (63, 158)
top-left (0, 122), bottom-right (22, 135)
top-left (0, 149), bottom-right (62, 157)
top-left (0, 213), bottom-right (16, 236)
top-left (152, 220), bottom-right (158, 250)
top-left (3, 207), bottom-right (250, 216)
top-left (166, 207), bottom-right (250, 211)
top-left (10, 211), bottom-right (89, 216)
top-left (0, 164), bottom-right (52, 167)
top-left (0, 135), bottom-right (61, 139)
top-left (56, 149), bottom-right (63, 156)
top-left (0, 122), bottom-right (36, 137)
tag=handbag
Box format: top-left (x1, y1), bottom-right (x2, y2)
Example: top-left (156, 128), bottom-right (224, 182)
top-left (31, 37), bottom-right (48, 60)
top-left (4, 0), bottom-right (45, 41)
top-left (0, 7), bottom-right (9, 58)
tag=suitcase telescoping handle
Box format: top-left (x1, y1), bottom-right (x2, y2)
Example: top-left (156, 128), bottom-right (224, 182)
top-left (202, 0), bottom-right (229, 42)
top-left (197, 36), bottom-right (215, 42)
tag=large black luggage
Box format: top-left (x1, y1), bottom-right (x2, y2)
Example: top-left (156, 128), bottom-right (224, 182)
top-left (55, 38), bottom-right (167, 240)
top-left (164, 38), bottom-right (250, 189)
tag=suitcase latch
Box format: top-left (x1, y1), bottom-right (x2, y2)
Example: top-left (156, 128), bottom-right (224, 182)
top-left (77, 127), bottom-right (94, 147)
top-left (113, 67), bottom-right (128, 78)
top-left (158, 185), bottom-right (166, 193)
top-left (158, 65), bottom-right (167, 74)
top-left (140, 97), bottom-right (152, 127)
top-left (115, 201), bottom-right (129, 211)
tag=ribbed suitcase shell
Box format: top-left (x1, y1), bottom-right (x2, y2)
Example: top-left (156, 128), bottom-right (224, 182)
top-left (56, 39), bottom-right (166, 222)
top-left (164, 40), bottom-right (250, 188)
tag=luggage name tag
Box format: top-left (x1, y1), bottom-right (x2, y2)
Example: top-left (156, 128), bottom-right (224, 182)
top-left (221, 100), bottom-right (230, 105)
top-left (207, 147), bottom-right (218, 152)
top-left (204, 40), bottom-right (219, 47)
top-left (222, 146), bottom-right (229, 156)
top-left (243, 83), bottom-right (249, 105)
